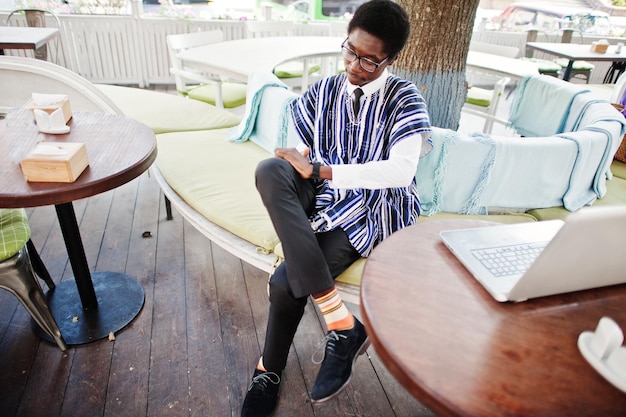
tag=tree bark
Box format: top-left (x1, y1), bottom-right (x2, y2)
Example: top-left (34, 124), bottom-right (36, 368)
top-left (394, 0), bottom-right (480, 129)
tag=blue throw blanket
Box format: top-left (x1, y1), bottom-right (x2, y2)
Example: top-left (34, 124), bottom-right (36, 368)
top-left (508, 74), bottom-right (590, 137)
top-left (416, 128), bottom-right (496, 215)
top-left (228, 72), bottom-right (297, 153)
top-left (557, 99), bottom-right (626, 210)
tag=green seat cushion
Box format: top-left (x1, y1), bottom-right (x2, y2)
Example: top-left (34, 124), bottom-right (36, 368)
top-left (156, 129), bottom-right (279, 252)
top-left (95, 84), bottom-right (241, 134)
top-left (612, 159), bottom-right (626, 180)
top-left (0, 209), bottom-right (30, 262)
top-left (273, 61), bottom-right (322, 79)
top-left (466, 86), bottom-right (493, 107)
top-left (186, 82), bottom-right (247, 109)
top-left (528, 176), bottom-right (626, 221)
top-left (555, 58), bottom-right (595, 71)
top-left (522, 57), bottom-right (561, 73)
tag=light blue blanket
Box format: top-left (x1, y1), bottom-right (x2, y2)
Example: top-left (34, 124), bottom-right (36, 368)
top-left (228, 71), bottom-right (298, 153)
top-left (416, 128), bottom-right (496, 215)
top-left (557, 98), bottom-right (626, 210)
top-left (508, 74), bottom-right (590, 137)
top-left (417, 97), bottom-right (625, 214)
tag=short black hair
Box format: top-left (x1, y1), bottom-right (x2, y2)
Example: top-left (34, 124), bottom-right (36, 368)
top-left (347, 0), bottom-right (410, 59)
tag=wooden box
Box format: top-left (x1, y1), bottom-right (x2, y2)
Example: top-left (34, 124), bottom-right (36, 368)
top-left (20, 142), bottom-right (89, 183)
top-left (591, 42), bottom-right (609, 53)
top-left (23, 96), bottom-right (72, 124)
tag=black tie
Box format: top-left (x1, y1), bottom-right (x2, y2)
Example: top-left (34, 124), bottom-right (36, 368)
top-left (353, 88), bottom-right (363, 115)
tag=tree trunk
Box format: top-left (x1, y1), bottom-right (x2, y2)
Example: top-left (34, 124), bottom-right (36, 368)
top-left (395, 0), bottom-right (480, 129)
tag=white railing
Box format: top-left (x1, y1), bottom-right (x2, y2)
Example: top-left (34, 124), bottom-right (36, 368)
top-left (1, 10), bottom-right (248, 86)
top-left (2, 9), bottom-right (622, 87)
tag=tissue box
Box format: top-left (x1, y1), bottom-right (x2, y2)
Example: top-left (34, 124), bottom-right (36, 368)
top-left (24, 96), bottom-right (72, 124)
top-left (591, 42), bottom-right (609, 53)
top-left (21, 142), bottom-right (89, 183)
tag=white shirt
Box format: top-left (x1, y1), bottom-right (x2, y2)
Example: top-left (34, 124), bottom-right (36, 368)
top-left (333, 70), bottom-right (424, 189)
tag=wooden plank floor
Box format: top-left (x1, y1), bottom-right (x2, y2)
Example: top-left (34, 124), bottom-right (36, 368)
top-left (0, 172), bottom-right (437, 417)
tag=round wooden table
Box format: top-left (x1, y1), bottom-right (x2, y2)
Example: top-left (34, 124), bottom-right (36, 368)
top-left (360, 220), bottom-right (626, 417)
top-left (1, 109), bottom-right (157, 345)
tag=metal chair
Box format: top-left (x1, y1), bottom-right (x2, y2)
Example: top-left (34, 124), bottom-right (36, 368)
top-left (245, 20), bottom-right (322, 90)
top-left (166, 30), bottom-right (247, 109)
top-left (0, 209), bottom-right (67, 351)
top-left (462, 74), bottom-right (511, 134)
top-left (5, 8), bottom-right (61, 63)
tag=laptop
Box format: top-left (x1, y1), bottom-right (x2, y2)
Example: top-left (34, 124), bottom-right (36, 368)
top-left (439, 206), bottom-right (626, 302)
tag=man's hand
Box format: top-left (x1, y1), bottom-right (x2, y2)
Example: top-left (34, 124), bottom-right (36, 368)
top-left (275, 147), bottom-right (314, 178)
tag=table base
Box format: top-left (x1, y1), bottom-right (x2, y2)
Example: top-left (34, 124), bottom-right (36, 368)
top-left (35, 271), bottom-right (144, 346)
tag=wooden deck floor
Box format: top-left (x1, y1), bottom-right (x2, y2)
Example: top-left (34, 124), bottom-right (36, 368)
top-left (0, 172), bottom-right (437, 417)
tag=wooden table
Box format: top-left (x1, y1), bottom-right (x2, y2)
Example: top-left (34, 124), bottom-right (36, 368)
top-left (360, 220), bottom-right (626, 417)
top-left (0, 109), bottom-right (157, 345)
top-left (527, 42), bottom-right (626, 81)
top-left (466, 50), bottom-right (539, 81)
top-left (0, 26), bottom-right (59, 54)
top-left (176, 36), bottom-right (344, 90)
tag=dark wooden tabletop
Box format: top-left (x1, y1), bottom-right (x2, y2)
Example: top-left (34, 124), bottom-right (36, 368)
top-left (360, 220), bottom-right (626, 417)
top-left (1, 109), bottom-right (157, 208)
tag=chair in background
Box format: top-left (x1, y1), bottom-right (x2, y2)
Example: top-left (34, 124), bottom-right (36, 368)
top-left (521, 56), bottom-right (562, 78)
top-left (5, 8), bottom-right (61, 63)
top-left (462, 74), bottom-right (511, 134)
top-left (0, 209), bottom-right (67, 351)
top-left (166, 30), bottom-right (247, 109)
top-left (554, 57), bottom-right (594, 83)
top-left (553, 29), bottom-right (594, 83)
top-left (0, 55), bottom-right (122, 116)
top-left (245, 20), bottom-right (321, 90)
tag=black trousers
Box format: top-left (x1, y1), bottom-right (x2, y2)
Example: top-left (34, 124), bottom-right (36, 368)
top-left (255, 158), bottom-right (361, 372)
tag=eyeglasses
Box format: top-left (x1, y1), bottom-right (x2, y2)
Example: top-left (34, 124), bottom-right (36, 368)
top-left (341, 40), bottom-right (389, 73)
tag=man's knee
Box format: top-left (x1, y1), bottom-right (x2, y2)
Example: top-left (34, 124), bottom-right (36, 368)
top-left (256, 158), bottom-right (290, 185)
top-left (268, 264), bottom-right (307, 310)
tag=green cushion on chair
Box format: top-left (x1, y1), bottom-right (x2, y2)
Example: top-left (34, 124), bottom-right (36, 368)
top-left (273, 61), bottom-right (322, 79)
top-left (555, 58), bottom-right (595, 71)
top-left (522, 57), bottom-right (562, 73)
top-left (156, 130), bottom-right (280, 253)
top-left (466, 86), bottom-right (493, 107)
top-left (0, 209), bottom-right (31, 262)
top-left (186, 83), bottom-right (247, 109)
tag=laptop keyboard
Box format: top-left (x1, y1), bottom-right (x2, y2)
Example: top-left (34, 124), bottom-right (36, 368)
top-left (471, 242), bottom-right (548, 277)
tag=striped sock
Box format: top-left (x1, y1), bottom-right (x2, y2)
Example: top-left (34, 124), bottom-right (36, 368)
top-left (313, 287), bottom-right (354, 332)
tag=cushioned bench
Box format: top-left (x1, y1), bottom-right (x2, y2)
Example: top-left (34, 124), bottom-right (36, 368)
top-left (95, 84), bottom-right (240, 133)
top-left (97, 74), bottom-right (626, 303)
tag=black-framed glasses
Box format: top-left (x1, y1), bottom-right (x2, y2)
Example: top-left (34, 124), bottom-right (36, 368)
top-left (341, 39), bottom-right (389, 73)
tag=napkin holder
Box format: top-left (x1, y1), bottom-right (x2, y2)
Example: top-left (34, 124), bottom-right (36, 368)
top-left (21, 142), bottom-right (89, 183)
top-left (24, 94), bottom-right (72, 134)
top-left (24, 95), bottom-right (72, 123)
top-left (591, 40), bottom-right (609, 53)
top-left (578, 317), bottom-right (626, 393)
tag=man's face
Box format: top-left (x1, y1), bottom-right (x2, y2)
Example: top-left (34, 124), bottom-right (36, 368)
top-left (343, 28), bottom-right (395, 87)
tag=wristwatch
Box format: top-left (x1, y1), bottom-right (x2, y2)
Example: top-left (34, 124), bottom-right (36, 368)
top-left (311, 162), bottom-right (321, 180)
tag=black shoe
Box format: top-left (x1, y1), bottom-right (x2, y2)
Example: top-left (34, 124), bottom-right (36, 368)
top-left (241, 368), bottom-right (281, 417)
top-left (310, 318), bottom-right (370, 403)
